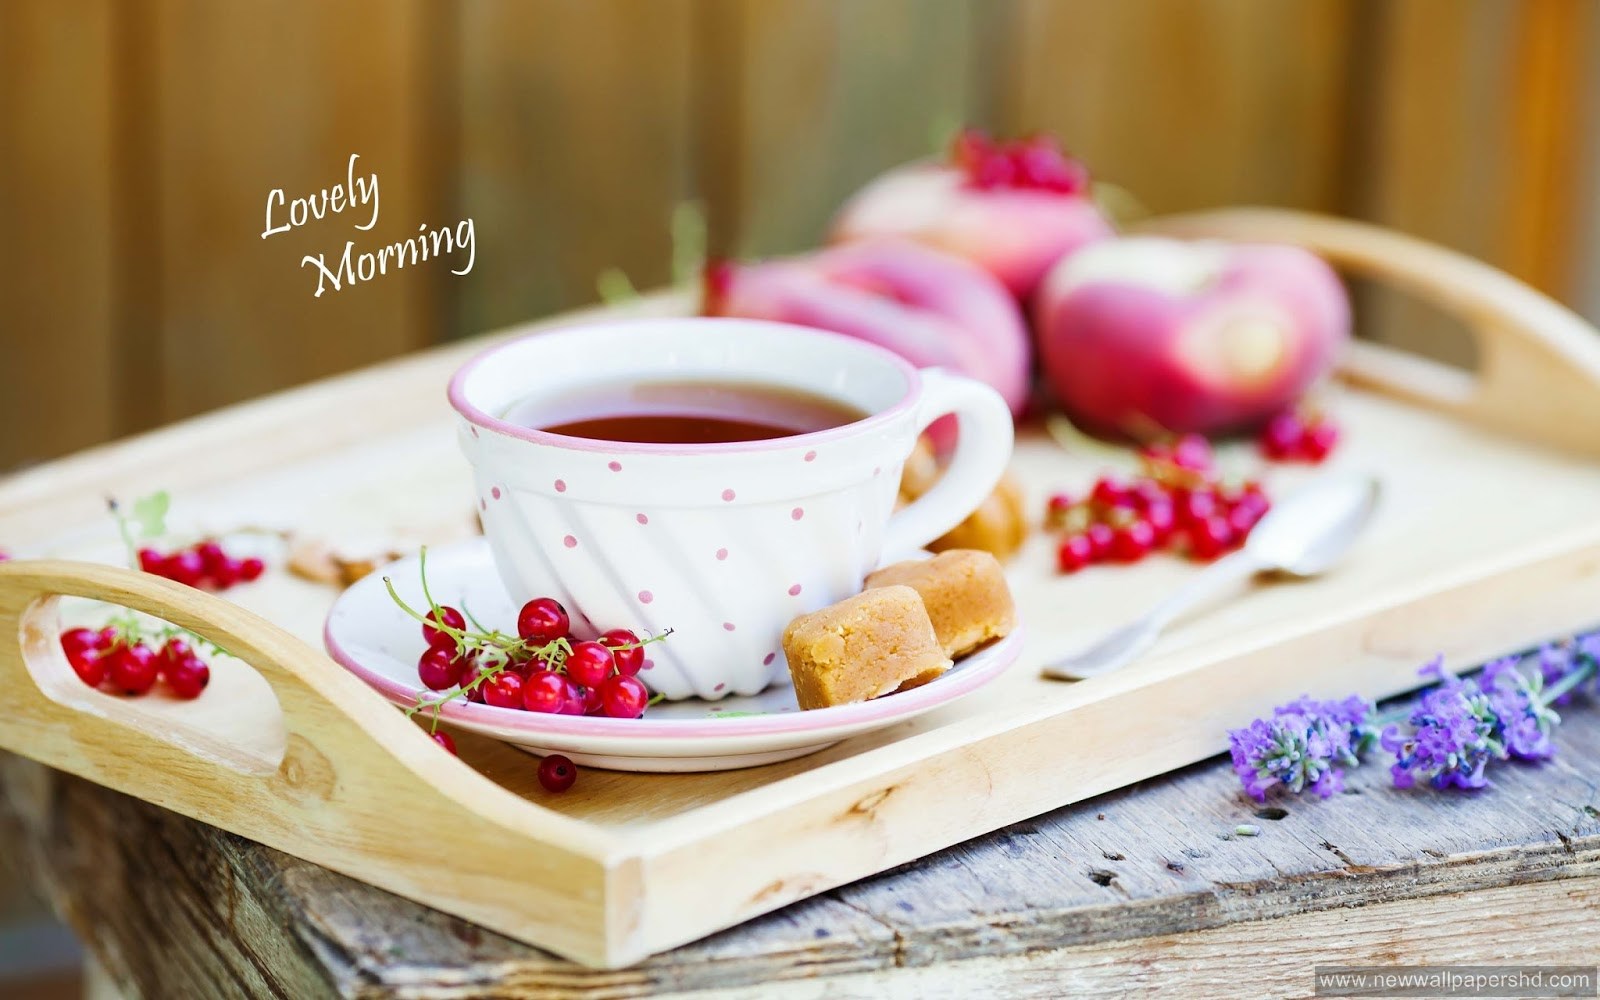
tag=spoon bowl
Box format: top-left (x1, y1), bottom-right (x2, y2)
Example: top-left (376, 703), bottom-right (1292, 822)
top-left (1247, 474), bottom-right (1382, 577)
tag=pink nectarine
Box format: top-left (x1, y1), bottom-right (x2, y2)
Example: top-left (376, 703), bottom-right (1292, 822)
top-left (1033, 236), bottom-right (1350, 436)
top-left (703, 238), bottom-right (1031, 421)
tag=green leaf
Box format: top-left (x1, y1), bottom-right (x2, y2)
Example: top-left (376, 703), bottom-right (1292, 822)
top-left (595, 267), bottom-right (638, 305)
top-left (669, 200), bottom-right (706, 286)
top-left (130, 491), bottom-right (170, 539)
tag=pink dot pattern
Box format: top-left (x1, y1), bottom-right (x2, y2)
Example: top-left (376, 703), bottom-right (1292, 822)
top-left (636, 513), bottom-right (649, 525)
top-left (638, 590), bottom-right (653, 604)
top-left (563, 535), bottom-right (577, 548)
top-left (608, 461), bottom-right (622, 472)
top-left (491, 487), bottom-right (502, 500)
top-left (791, 507), bottom-right (804, 521)
top-left (714, 683), bottom-right (726, 692)
top-left (721, 488), bottom-right (736, 502)
top-left (715, 548), bottom-right (728, 561)
top-left (641, 658), bottom-right (654, 671)
top-left (788, 583), bottom-right (802, 596)
top-left (723, 622), bottom-right (736, 631)
top-left (763, 652), bottom-right (776, 666)
top-left (554, 479), bottom-right (567, 493)
top-left (804, 450), bottom-right (817, 462)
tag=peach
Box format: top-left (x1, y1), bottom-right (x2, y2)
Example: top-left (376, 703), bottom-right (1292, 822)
top-left (703, 238), bottom-right (1031, 421)
top-left (830, 131), bottom-right (1115, 301)
top-left (1033, 236), bottom-right (1350, 436)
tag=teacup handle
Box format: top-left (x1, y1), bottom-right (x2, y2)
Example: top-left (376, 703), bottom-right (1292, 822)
top-left (882, 369), bottom-right (1015, 560)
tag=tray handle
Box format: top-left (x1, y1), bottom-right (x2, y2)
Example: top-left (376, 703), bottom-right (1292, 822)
top-left (1134, 207), bottom-right (1600, 459)
top-left (0, 558), bottom-right (592, 849)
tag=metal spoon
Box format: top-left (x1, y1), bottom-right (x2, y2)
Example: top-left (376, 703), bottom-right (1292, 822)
top-left (1041, 474), bottom-right (1381, 681)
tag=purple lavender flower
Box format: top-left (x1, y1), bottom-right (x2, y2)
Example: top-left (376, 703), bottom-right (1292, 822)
top-left (1483, 660), bottom-right (1560, 760)
top-left (1382, 657), bottom-right (1504, 790)
top-left (1576, 632), bottom-right (1600, 687)
top-left (1228, 695), bottom-right (1374, 801)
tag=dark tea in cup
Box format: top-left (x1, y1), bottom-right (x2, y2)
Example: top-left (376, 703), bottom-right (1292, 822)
top-left (505, 379), bottom-right (867, 445)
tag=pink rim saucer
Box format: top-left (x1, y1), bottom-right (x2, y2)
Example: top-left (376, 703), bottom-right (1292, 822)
top-left (322, 538), bottom-right (1022, 772)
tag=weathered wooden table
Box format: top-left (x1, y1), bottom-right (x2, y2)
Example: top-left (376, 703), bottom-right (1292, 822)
top-left (3, 683), bottom-right (1596, 999)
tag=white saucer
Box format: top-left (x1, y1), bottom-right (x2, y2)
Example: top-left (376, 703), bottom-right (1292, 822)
top-left (323, 538), bottom-right (1021, 772)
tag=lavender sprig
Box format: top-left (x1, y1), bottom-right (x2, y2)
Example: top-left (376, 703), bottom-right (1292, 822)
top-left (1227, 694), bottom-right (1375, 801)
top-left (1228, 631), bottom-right (1598, 801)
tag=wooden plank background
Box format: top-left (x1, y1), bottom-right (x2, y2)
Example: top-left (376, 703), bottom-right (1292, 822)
top-left (1, 0), bottom-right (1597, 471)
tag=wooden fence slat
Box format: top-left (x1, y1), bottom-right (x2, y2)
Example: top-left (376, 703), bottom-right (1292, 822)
top-left (151, 0), bottom-right (445, 423)
top-left (695, 0), bottom-right (981, 259)
top-left (455, 0), bottom-right (695, 336)
top-left (999, 0), bottom-right (1357, 215)
top-left (0, 1), bottom-right (119, 471)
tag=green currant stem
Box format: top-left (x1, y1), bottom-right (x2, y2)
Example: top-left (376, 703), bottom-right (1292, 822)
top-left (109, 498), bottom-right (139, 571)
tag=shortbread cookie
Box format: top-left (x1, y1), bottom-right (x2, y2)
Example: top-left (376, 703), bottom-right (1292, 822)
top-left (929, 472), bottom-right (1028, 561)
top-left (782, 586), bottom-right (953, 710)
top-left (866, 549), bottom-right (1015, 658)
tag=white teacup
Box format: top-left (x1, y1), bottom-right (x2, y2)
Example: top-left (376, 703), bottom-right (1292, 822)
top-left (448, 317), bottom-right (1013, 700)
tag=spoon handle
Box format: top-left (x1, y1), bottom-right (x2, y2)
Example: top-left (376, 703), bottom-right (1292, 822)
top-left (1041, 550), bottom-right (1266, 681)
top-left (1145, 548), bottom-right (1267, 632)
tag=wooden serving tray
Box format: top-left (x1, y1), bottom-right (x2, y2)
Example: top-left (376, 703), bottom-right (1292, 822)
top-left (3, 210), bottom-right (1600, 969)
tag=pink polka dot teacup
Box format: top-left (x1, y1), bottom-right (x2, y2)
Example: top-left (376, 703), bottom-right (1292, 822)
top-left (448, 317), bottom-right (1013, 700)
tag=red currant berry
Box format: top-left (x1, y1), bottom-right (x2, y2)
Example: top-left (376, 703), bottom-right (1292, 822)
top-left (1226, 505), bottom-right (1257, 537)
top-left (137, 548), bottom-right (166, 573)
top-left (484, 670), bottom-right (524, 709)
top-left (1085, 523), bottom-right (1115, 561)
top-left (1128, 480), bottom-right (1169, 513)
top-left (564, 640), bottom-right (615, 688)
top-left (967, 150), bottom-right (1016, 189)
top-left (1302, 421), bottom-right (1339, 462)
top-left (417, 646), bottom-right (461, 691)
top-left (1175, 488), bottom-right (1218, 525)
top-left (521, 670), bottom-right (567, 713)
top-left (1189, 516), bottom-right (1236, 561)
top-left (1144, 500), bottom-right (1177, 544)
top-left (1260, 412), bottom-right (1303, 460)
top-left (582, 684), bottom-right (606, 716)
top-left (238, 556), bottom-right (266, 582)
top-left (430, 730), bottom-right (457, 755)
top-left (598, 629), bottom-right (644, 676)
top-left (210, 559), bottom-right (243, 590)
top-left (1110, 521), bottom-right (1156, 563)
top-left (163, 550), bottom-right (205, 588)
top-left (1056, 534), bottom-right (1094, 574)
top-left (1170, 433), bottom-right (1214, 472)
top-left (196, 540), bottom-right (229, 574)
top-left (599, 674), bottom-right (649, 719)
top-left (517, 597), bottom-right (570, 645)
top-left (457, 661), bottom-right (491, 703)
top-left (94, 627), bottom-right (120, 651)
top-left (68, 649), bottom-right (105, 688)
top-left (559, 679), bottom-right (587, 715)
top-left (422, 606), bottom-right (466, 648)
top-left (60, 627), bottom-right (98, 660)
top-left (166, 657), bottom-right (210, 699)
top-left (537, 754), bottom-right (577, 793)
top-left (159, 638), bottom-right (192, 673)
top-left (108, 644), bottom-right (159, 695)
top-left (1090, 477), bottom-right (1128, 509)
